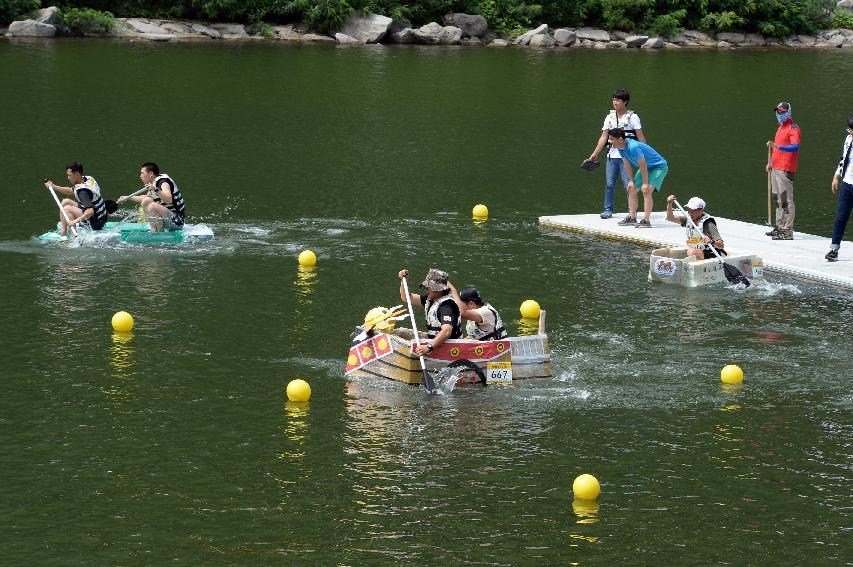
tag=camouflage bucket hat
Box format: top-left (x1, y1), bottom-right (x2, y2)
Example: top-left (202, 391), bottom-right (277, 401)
top-left (420, 268), bottom-right (449, 291)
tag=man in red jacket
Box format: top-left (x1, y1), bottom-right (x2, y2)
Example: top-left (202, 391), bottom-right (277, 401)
top-left (765, 101), bottom-right (801, 240)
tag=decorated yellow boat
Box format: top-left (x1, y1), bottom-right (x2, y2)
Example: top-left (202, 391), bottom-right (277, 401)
top-left (345, 313), bottom-right (552, 385)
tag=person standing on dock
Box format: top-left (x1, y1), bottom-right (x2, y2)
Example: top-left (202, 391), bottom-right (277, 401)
top-left (665, 195), bottom-right (727, 260)
top-left (825, 115), bottom-right (853, 262)
top-left (608, 128), bottom-right (668, 228)
top-left (585, 89), bottom-right (646, 219)
top-left (766, 101), bottom-right (801, 241)
top-left (398, 268), bottom-right (462, 356)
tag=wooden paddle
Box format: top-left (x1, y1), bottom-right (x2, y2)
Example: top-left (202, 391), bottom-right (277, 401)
top-left (44, 180), bottom-right (77, 238)
top-left (401, 276), bottom-right (437, 394)
top-left (673, 199), bottom-right (751, 288)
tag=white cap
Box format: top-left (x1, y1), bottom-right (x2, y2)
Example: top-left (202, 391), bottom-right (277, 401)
top-left (685, 197), bottom-right (706, 210)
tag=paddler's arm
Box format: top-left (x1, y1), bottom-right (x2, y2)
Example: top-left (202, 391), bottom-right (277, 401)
top-left (415, 324), bottom-right (452, 356)
top-left (665, 195), bottom-right (682, 224)
top-left (157, 181), bottom-right (174, 205)
top-left (69, 190), bottom-right (96, 226)
top-left (398, 269), bottom-right (422, 307)
top-left (448, 282), bottom-right (482, 323)
top-left (44, 180), bottom-right (73, 196)
top-left (705, 222), bottom-right (724, 249)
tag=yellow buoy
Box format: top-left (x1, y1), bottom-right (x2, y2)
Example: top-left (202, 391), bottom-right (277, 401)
top-left (111, 311), bottom-right (134, 333)
top-left (572, 473), bottom-right (600, 500)
top-left (720, 364), bottom-right (744, 384)
top-left (472, 204), bottom-right (489, 220)
top-left (519, 299), bottom-right (541, 319)
top-left (286, 379), bottom-right (312, 402)
top-left (298, 250), bottom-right (317, 267)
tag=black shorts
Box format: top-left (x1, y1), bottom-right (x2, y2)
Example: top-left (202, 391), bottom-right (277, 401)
top-left (86, 213), bottom-right (107, 231)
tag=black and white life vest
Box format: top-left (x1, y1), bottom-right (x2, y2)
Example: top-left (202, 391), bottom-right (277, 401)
top-left (73, 176), bottom-right (107, 224)
top-left (153, 174), bottom-right (185, 218)
top-left (686, 213), bottom-right (716, 251)
top-left (466, 303), bottom-right (508, 341)
top-left (608, 109), bottom-right (639, 140)
top-left (424, 294), bottom-right (462, 340)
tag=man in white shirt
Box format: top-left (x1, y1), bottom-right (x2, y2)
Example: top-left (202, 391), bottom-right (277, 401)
top-left (826, 115), bottom-right (853, 262)
top-left (586, 89), bottom-right (646, 219)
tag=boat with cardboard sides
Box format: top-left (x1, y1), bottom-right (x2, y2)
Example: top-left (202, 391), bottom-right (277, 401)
top-left (649, 246), bottom-right (763, 287)
top-left (37, 220), bottom-right (214, 244)
top-left (345, 325), bottom-right (552, 386)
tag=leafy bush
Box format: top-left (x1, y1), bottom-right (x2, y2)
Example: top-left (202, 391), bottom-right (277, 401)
top-left (0, 0), bottom-right (40, 25)
top-left (61, 7), bottom-right (114, 35)
top-left (833, 8), bottom-right (853, 30)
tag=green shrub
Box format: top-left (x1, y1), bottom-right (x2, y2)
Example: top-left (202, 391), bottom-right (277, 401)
top-left (0, 0), bottom-right (40, 25)
top-left (833, 8), bottom-right (853, 30)
top-left (648, 9), bottom-right (684, 38)
top-left (61, 7), bottom-right (114, 35)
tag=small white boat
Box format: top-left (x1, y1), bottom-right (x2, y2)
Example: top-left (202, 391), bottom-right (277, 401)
top-left (37, 221), bottom-right (214, 244)
top-left (648, 247), bottom-right (763, 287)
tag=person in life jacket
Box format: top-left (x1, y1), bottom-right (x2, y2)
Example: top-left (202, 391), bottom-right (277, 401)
top-left (585, 89), bottom-right (647, 219)
top-left (449, 284), bottom-right (508, 341)
top-left (117, 162), bottom-right (186, 232)
top-left (665, 195), bottom-right (727, 260)
top-left (398, 267), bottom-right (462, 356)
top-left (43, 161), bottom-right (108, 236)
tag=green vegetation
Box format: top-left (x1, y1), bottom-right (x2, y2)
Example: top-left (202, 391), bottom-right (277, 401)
top-left (60, 6), bottom-right (114, 34)
top-left (2, 0), bottom-right (849, 39)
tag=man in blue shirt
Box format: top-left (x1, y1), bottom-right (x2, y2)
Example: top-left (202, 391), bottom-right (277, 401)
top-left (608, 128), bottom-right (669, 228)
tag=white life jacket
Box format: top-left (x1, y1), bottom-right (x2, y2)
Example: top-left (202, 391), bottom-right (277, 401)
top-left (424, 293), bottom-right (462, 339)
top-left (466, 303), bottom-right (508, 341)
top-left (607, 109), bottom-right (638, 139)
top-left (686, 213), bottom-right (715, 250)
top-left (73, 176), bottom-right (107, 223)
top-left (153, 174), bottom-right (185, 219)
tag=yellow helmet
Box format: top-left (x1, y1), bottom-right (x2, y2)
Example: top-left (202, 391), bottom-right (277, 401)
top-left (364, 306), bottom-right (396, 331)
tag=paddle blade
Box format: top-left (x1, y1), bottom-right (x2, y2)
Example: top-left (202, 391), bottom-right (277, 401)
top-left (105, 200), bottom-right (119, 214)
top-left (421, 368), bottom-right (437, 394)
top-left (723, 263), bottom-right (751, 287)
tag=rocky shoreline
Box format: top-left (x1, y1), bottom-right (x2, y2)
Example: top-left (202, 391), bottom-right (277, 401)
top-left (6, 7), bottom-right (853, 50)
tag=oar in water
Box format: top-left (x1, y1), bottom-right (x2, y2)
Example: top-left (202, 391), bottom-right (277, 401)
top-left (401, 276), bottom-right (437, 394)
top-left (44, 180), bottom-right (77, 238)
top-left (673, 199), bottom-right (751, 287)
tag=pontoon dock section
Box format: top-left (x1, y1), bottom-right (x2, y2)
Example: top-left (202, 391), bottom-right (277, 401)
top-left (539, 212), bottom-right (853, 289)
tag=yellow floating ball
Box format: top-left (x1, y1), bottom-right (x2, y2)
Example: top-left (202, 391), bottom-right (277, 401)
top-left (298, 250), bottom-right (317, 267)
top-left (519, 299), bottom-right (541, 319)
top-left (721, 364), bottom-right (744, 384)
top-left (111, 311), bottom-right (134, 333)
top-left (472, 204), bottom-right (489, 220)
top-left (286, 379), bottom-right (312, 402)
top-left (572, 473), bottom-right (601, 500)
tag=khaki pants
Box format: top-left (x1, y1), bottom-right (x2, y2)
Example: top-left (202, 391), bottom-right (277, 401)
top-left (771, 168), bottom-right (795, 230)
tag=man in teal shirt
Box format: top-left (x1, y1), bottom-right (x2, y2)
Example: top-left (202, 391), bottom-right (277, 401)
top-left (609, 127), bottom-right (669, 227)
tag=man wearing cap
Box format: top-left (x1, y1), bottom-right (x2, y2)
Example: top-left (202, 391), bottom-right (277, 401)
top-left (398, 268), bottom-right (462, 356)
top-left (766, 101), bottom-right (801, 240)
top-left (825, 115), bottom-right (853, 262)
top-left (665, 195), bottom-right (727, 260)
top-left (448, 284), bottom-right (508, 341)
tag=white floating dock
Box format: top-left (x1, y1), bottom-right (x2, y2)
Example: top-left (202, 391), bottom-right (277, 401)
top-left (539, 212), bottom-right (853, 289)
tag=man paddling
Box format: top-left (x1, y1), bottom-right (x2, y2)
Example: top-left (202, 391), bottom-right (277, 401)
top-left (398, 268), bottom-right (462, 356)
top-left (118, 162), bottom-right (185, 232)
top-left (448, 283), bottom-right (508, 341)
top-left (665, 195), bottom-right (727, 260)
top-left (43, 161), bottom-right (108, 236)
top-left (609, 128), bottom-right (668, 228)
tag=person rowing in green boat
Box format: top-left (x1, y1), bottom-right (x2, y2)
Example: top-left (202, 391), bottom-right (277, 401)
top-left (117, 162), bottom-right (185, 232)
top-left (42, 161), bottom-right (108, 237)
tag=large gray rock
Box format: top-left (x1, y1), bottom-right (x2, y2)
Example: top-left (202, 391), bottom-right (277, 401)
top-left (335, 33), bottom-right (361, 43)
top-left (743, 33), bottom-right (765, 45)
top-left (838, 0), bottom-right (853, 11)
top-left (412, 22), bottom-right (461, 44)
top-left (274, 24), bottom-right (300, 41)
top-left (554, 28), bottom-right (576, 46)
top-left (489, 38), bottom-right (509, 47)
top-left (514, 24), bottom-right (548, 46)
top-left (9, 20), bottom-right (56, 37)
top-left (625, 34), bottom-right (648, 47)
top-left (611, 31), bottom-right (628, 40)
top-left (796, 35), bottom-right (816, 45)
top-left (160, 22), bottom-right (189, 34)
top-left (717, 40), bottom-right (732, 48)
top-left (124, 19), bottom-right (169, 34)
top-left (139, 33), bottom-right (174, 42)
top-left (829, 33), bottom-right (846, 47)
top-left (528, 33), bottom-right (555, 48)
top-left (607, 40), bottom-right (626, 49)
top-left (641, 37), bottom-right (664, 49)
top-left (442, 13), bottom-right (487, 38)
top-left (303, 33), bottom-right (336, 43)
top-left (340, 13), bottom-right (391, 43)
top-left (210, 23), bottom-right (247, 37)
top-left (191, 23), bottom-right (221, 38)
top-left (575, 27), bottom-right (610, 42)
top-left (35, 6), bottom-right (61, 25)
top-left (388, 28), bottom-right (413, 43)
top-left (681, 29), bottom-right (712, 41)
top-left (716, 32), bottom-right (745, 43)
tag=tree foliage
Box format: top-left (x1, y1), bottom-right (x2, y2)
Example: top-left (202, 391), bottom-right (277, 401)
top-left (1, 0), bottom-right (40, 24)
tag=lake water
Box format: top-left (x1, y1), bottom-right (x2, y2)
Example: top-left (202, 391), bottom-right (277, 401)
top-left (1, 39), bottom-right (851, 564)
